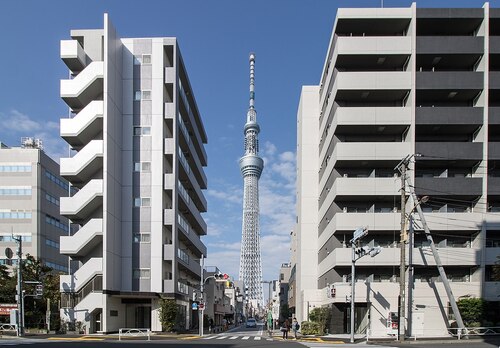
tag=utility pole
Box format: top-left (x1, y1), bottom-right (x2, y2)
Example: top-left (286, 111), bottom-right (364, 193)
top-left (395, 155), bottom-right (410, 342)
top-left (13, 235), bottom-right (23, 336)
top-left (350, 242), bottom-right (356, 343)
top-left (199, 255), bottom-right (204, 337)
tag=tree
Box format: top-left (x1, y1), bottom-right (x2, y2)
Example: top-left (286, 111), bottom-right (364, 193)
top-left (0, 264), bottom-right (16, 304)
top-left (159, 299), bottom-right (178, 332)
top-left (457, 298), bottom-right (486, 326)
top-left (309, 307), bottom-right (331, 335)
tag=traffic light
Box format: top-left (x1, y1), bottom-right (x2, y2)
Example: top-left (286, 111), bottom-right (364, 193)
top-left (214, 272), bottom-right (229, 282)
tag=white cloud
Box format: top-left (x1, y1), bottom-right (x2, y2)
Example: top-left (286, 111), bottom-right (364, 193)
top-left (0, 109), bottom-right (66, 163)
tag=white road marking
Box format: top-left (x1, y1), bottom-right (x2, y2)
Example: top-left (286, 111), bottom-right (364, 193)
top-left (242, 336), bottom-right (250, 340)
top-left (254, 336), bottom-right (261, 340)
top-left (229, 336), bottom-right (238, 339)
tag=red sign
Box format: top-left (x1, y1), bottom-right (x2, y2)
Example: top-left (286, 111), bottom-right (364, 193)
top-left (0, 304), bottom-right (17, 316)
top-left (199, 303), bottom-right (205, 310)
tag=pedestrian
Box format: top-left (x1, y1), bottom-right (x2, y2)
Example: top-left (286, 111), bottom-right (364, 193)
top-left (209, 318), bottom-right (214, 334)
top-left (281, 319), bottom-right (290, 339)
top-left (292, 318), bottom-right (299, 339)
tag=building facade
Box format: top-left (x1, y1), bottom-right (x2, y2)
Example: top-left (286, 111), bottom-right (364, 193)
top-left (58, 14), bottom-right (207, 333)
top-left (0, 140), bottom-right (70, 273)
top-left (295, 3), bottom-right (500, 338)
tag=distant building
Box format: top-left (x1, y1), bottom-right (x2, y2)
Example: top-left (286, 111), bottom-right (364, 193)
top-left (0, 139), bottom-right (69, 272)
top-left (58, 14), bottom-right (208, 333)
top-left (294, 2), bottom-right (500, 338)
top-left (203, 267), bottom-right (234, 330)
top-left (278, 263), bottom-right (291, 321)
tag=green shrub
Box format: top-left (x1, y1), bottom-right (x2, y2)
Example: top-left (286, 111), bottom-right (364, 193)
top-left (308, 307), bottom-right (331, 334)
top-left (457, 298), bottom-right (486, 326)
top-left (300, 321), bottom-right (322, 335)
top-left (158, 299), bottom-right (178, 332)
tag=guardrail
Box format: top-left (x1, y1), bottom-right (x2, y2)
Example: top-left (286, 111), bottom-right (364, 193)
top-left (0, 324), bottom-right (18, 336)
top-left (118, 328), bottom-right (151, 341)
top-left (449, 326), bottom-right (500, 339)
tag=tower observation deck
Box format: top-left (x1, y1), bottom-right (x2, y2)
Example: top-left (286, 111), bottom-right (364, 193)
top-left (239, 53), bottom-right (264, 305)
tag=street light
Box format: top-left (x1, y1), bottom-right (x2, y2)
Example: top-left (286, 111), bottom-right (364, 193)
top-left (349, 227), bottom-right (381, 343)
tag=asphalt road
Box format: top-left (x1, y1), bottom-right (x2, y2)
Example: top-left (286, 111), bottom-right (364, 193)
top-left (1, 323), bottom-right (500, 348)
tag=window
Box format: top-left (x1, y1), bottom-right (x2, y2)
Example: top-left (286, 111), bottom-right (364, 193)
top-left (134, 162), bottom-right (151, 172)
top-left (45, 193), bottom-right (60, 206)
top-left (133, 269), bottom-right (151, 279)
top-left (133, 90), bottom-right (152, 101)
top-left (134, 91), bottom-right (142, 101)
top-left (45, 215), bottom-right (68, 232)
top-left (45, 170), bottom-right (69, 190)
top-left (0, 210), bottom-right (32, 219)
top-left (110, 310), bottom-right (118, 317)
top-left (0, 165), bottom-right (31, 172)
top-left (133, 127), bottom-right (151, 136)
top-left (142, 54), bottom-right (152, 64)
top-left (0, 235), bottom-right (31, 242)
top-left (133, 233), bottom-right (151, 243)
top-left (45, 238), bottom-right (60, 249)
top-left (0, 187), bottom-right (31, 196)
top-left (134, 197), bottom-right (151, 207)
top-left (45, 261), bottom-right (68, 273)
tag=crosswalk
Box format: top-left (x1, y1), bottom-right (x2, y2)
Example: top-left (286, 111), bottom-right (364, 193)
top-left (202, 335), bottom-right (272, 341)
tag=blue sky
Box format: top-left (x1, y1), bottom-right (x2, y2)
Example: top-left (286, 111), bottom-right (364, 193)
top-left (0, 0), bottom-right (492, 290)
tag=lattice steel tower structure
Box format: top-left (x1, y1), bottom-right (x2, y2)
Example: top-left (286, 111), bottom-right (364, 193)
top-left (239, 53), bottom-right (264, 304)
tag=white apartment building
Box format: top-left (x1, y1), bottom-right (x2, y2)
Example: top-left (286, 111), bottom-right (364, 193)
top-left (58, 14), bottom-right (207, 333)
top-left (0, 140), bottom-right (70, 272)
top-left (294, 3), bottom-right (500, 338)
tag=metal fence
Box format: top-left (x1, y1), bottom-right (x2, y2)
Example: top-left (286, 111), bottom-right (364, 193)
top-left (118, 328), bottom-right (151, 341)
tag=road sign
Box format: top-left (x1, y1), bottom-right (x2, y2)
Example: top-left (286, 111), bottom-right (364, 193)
top-left (198, 303), bottom-right (205, 310)
top-left (4, 248), bottom-right (13, 259)
top-left (191, 302), bottom-right (198, 310)
top-left (351, 227), bottom-right (368, 243)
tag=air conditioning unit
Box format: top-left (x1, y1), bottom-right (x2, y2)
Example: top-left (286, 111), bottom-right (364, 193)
top-left (343, 207), bottom-right (348, 213)
top-left (392, 207), bottom-right (398, 213)
top-left (343, 174), bottom-right (348, 178)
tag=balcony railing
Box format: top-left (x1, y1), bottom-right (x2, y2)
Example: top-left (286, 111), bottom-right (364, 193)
top-left (178, 214), bottom-right (193, 235)
top-left (178, 147), bottom-right (191, 175)
top-left (178, 114), bottom-right (191, 147)
top-left (178, 281), bottom-right (189, 295)
top-left (177, 248), bottom-right (189, 264)
top-left (177, 181), bottom-right (191, 205)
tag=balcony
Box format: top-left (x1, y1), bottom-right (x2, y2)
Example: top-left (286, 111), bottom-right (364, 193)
top-left (60, 101), bottom-right (103, 149)
top-left (416, 71), bottom-right (483, 90)
top-left (177, 249), bottom-right (201, 277)
top-left (416, 107), bottom-right (483, 125)
top-left (416, 36), bottom-right (483, 54)
top-left (334, 107), bottom-right (411, 127)
top-left (484, 282), bottom-right (500, 301)
top-left (164, 279), bottom-right (175, 293)
top-left (165, 103), bottom-right (175, 119)
top-left (319, 247), bottom-right (399, 275)
top-left (334, 36), bottom-right (411, 55)
top-left (490, 72), bottom-right (500, 90)
top-left (60, 218), bottom-right (103, 257)
top-left (411, 247), bottom-right (478, 267)
top-left (165, 67), bottom-right (175, 83)
top-left (61, 61), bottom-right (104, 110)
top-left (164, 244), bottom-right (175, 260)
top-left (488, 177), bottom-right (500, 195)
top-left (60, 140), bottom-right (103, 187)
top-left (177, 214), bottom-right (207, 255)
top-left (490, 107), bottom-right (500, 125)
top-left (333, 71), bottom-right (411, 94)
top-left (416, 142), bottom-right (482, 161)
top-left (60, 257), bottom-right (102, 292)
top-left (420, 212), bottom-right (498, 231)
top-left (415, 177), bottom-right (482, 196)
top-left (164, 208), bottom-right (174, 225)
top-left (60, 40), bottom-right (87, 72)
top-left (60, 179), bottom-right (103, 223)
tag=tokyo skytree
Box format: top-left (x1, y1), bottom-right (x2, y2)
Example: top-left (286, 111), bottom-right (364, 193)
top-left (239, 53), bottom-right (264, 305)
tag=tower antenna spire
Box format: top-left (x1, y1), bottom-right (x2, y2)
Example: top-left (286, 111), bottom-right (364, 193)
top-left (249, 53), bottom-right (256, 110)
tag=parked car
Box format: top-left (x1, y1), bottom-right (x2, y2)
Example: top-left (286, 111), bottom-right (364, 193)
top-left (246, 318), bottom-right (257, 328)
